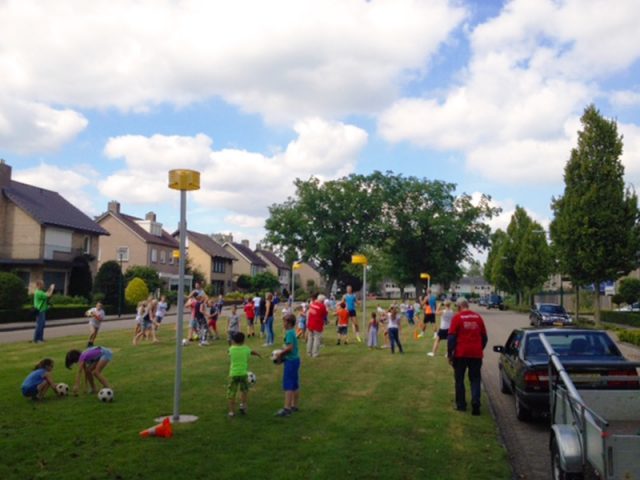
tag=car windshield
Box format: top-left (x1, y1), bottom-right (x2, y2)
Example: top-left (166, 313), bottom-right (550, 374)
top-left (525, 331), bottom-right (621, 359)
top-left (538, 304), bottom-right (566, 314)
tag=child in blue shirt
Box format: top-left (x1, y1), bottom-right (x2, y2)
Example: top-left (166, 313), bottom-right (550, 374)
top-left (21, 358), bottom-right (56, 400)
top-left (274, 314), bottom-right (300, 417)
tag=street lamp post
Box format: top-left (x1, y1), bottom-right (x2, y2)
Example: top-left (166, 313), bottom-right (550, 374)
top-left (291, 261), bottom-right (301, 305)
top-left (352, 254), bottom-right (368, 334)
top-left (420, 273), bottom-right (431, 298)
top-left (163, 169), bottom-right (200, 425)
top-left (116, 247), bottom-right (127, 318)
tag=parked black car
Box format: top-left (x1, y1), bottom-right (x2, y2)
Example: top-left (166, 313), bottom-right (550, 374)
top-left (493, 327), bottom-right (639, 421)
top-left (529, 303), bottom-right (572, 327)
top-left (486, 294), bottom-right (504, 310)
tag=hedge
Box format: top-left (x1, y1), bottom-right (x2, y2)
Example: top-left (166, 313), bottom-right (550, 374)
top-left (600, 311), bottom-right (640, 328)
top-left (618, 329), bottom-right (640, 347)
top-left (0, 304), bottom-right (137, 324)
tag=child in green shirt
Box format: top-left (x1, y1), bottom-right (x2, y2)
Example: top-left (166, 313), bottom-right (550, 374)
top-left (227, 332), bottom-right (261, 417)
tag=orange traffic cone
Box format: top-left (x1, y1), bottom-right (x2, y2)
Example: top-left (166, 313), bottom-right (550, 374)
top-left (140, 417), bottom-right (173, 438)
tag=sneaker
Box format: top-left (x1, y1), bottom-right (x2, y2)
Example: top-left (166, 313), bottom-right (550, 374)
top-left (472, 406), bottom-right (481, 416)
top-left (336, 340), bottom-right (341, 345)
top-left (418, 333), bottom-right (424, 338)
top-left (274, 408), bottom-right (291, 417)
top-left (356, 336), bottom-right (362, 343)
top-left (427, 352), bottom-right (435, 357)
top-left (455, 406), bottom-right (467, 412)
top-left (239, 404), bottom-right (246, 415)
top-left (290, 406), bottom-right (299, 413)
top-left (228, 411), bottom-right (235, 417)
top-left (433, 333), bottom-right (438, 339)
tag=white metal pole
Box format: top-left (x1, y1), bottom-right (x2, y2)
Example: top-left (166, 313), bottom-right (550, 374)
top-left (362, 265), bottom-right (367, 334)
top-left (173, 190), bottom-right (186, 422)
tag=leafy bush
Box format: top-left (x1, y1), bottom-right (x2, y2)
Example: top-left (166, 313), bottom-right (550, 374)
top-left (125, 277), bottom-right (149, 306)
top-left (49, 294), bottom-right (89, 306)
top-left (0, 272), bottom-right (28, 310)
top-left (251, 271), bottom-right (280, 292)
top-left (223, 291), bottom-right (245, 302)
top-left (92, 292), bottom-right (106, 303)
top-left (618, 329), bottom-right (640, 347)
top-left (618, 278), bottom-right (640, 305)
top-left (124, 266), bottom-right (161, 292)
top-left (236, 274), bottom-right (253, 290)
top-left (164, 291), bottom-right (177, 307)
top-left (68, 261), bottom-right (92, 300)
top-left (600, 310), bottom-right (640, 328)
top-left (94, 261), bottom-right (124, 307)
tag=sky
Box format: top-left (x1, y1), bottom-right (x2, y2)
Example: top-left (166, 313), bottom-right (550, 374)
top-left (1, 0), bottom-right (639, 260)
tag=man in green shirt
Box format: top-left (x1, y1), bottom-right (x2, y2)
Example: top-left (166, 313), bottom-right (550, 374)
top-left (227, 332), bottom-right (261, 417)
top-left (33, 280), bottom-right (55, 343)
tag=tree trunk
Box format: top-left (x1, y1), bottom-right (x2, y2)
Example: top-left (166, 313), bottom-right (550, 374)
top-left (594, 285), bottom-right (602, 327)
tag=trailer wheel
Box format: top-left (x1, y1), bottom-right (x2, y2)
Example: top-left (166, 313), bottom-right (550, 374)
top-left (551, 437), bottom-right (583, 480)
top-left (515, 394), bottom-right (531, 421)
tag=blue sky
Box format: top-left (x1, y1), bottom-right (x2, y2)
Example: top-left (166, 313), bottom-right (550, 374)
top-left (1, 0), bottom-right (639, 259)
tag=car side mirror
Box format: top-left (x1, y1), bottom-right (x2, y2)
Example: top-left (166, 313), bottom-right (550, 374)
top-left (493, 345), bottom-right (504, 353)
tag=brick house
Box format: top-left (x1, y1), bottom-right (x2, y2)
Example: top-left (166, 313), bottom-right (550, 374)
top-left (178, 230), bottom-right (236, 295)
top-left (0, 160), bottom-right (108, 293)
top-left (96, 201), bottom-right (182, 289)
top-left (222, 240), bottom-right (267, 283)
top-left (255, 249), bottom-right (291, 292)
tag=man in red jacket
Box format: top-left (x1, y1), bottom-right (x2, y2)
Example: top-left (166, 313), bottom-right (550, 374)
top-left (447, 298), bottom-right (487, 416)
top-left (306, 293), bottom-right (327, 358)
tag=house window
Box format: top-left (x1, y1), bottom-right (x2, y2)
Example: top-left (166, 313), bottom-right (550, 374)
top-left (151, 248), bottom-right (158, 263)
top-left (169, 254), bottom-right (174, 265)
top-left (83, 236), bottom-right (91, 254)
top-left (116, 246), bottom-right (129, 262)
top-left (160, 250), bottom-right (166, 264)
top-left (213, 258), bottom-right (226, 273)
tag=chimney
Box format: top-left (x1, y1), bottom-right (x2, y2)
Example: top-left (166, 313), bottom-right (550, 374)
top-left (108, 200), bottom-right (120, 214)
top-left (241, 239), bottom-right (250, 248)
top-left (145, 211), bottom-right (156, 222)
top-left (0, 160), bottom-right (11, 189)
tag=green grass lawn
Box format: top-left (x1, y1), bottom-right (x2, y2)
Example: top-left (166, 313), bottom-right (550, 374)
top-left (1, 314), bottom-right (510, 480)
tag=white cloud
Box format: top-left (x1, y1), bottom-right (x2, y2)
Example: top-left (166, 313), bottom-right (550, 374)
top-left (224, 214), bottom-right (265, 229)
top-left (12, 163), bottom-right (97, 214)
top-left (98, 118), bottom-right (368, 218)
top-left (0, 96), bottom-right (87, 154)
top-left (611, 90), bottom-right (640, 108)
top-left (378, 0), bottom-right (640, 185)
top-left (0, 0), bottom-right (466, 132)
top-left (620, 122), bottom-right (640, 185)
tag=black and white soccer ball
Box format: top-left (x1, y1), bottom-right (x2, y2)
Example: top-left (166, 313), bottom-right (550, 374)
top-left (55, 383), bottom-right (70, 396)
top-left (247, 371), bottom-right (257, 386)
top-left (98, 388), bottom-right (114, 402)
top-left (271, 349), bottom-right (284, 364)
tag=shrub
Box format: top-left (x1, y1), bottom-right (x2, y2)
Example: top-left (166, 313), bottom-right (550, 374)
top-left (49, 294), bottom-right (89, 306)
top-left (236, 274), bottom-right (253, 290)
top-left (164, 291), bottom-right (177, 307)
top-left (600, 310), bottom-right (640, 328)
top-left (125, 277), bottom-right (149, 306)
top-left (68, 261), bottom-right (92, 300)
top-left (94, 261), bottom-right (124, 307)
top-left (618, 278), bottom-right (640, 305)
top-left (124, 266), bottom-right (161, 293)
top-left (618, 329), bottom-right (640, 347)
top-left (0, 272), bottom-right (28, 310)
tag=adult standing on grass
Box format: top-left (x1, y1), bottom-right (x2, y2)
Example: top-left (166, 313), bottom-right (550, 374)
top-left (263, 293), bottom-right (275, 346)
top-left (342, 285), bottom-right (362, 342)
top-left (32, 280), bottom-right (54, 344)
top-left (86, 301), bottom-right (105, 348)
top-left (447, 298), bottom-right (487, 416)
top-left (306, 293), bottom-right (327, 358)
top-left (428, 299), bottom-right (453, 357)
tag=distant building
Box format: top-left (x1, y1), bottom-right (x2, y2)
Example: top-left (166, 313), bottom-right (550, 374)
top-left (293, 261), bottom-right (326, 293)
top-left (255, 249), bottom-right (291, 292)
top-left (451, 276), bottom-right (493, 297)
top-left (96, 201), bottom-right (182, 289)
top-left (178, 230), bottom-right (236, 295)
top-left (0, 160), bottom-right (108, 293)
top-left (222, 239), bottom-right (267, 282)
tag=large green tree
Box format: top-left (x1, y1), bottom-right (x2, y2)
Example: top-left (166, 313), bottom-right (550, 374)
top-left (124, 266), bottom-right (161, 292)
top-left (93, 260), bottom-right (125, 307)
top-left (550, 104), bottom-right (640, 324)
top-left (265, 175), bottom-right (384, 292)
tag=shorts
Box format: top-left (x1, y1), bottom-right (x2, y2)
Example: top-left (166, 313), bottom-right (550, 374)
top-left (337, 326), bottom-right (348, 335)
top-left (227, 375), bottom-right (249, 399)
top-left (208, 318), bottom-right (217, 328)
top-left (424, 313), bottom-right (436, 324)
top-left (437, 328), bottom-right (449, 340)
top-left (89, 319), bottom-right (101, 330)
top-left (156, 315), bottom-right (164, 324)
top-left (283, 357), bottom-right (300, 391)
top-left (247, 317), bottom-right (255, 325)
top-left (22, 384), bottom-right (39, 398)
top-left (99, 348), bottom-right (113, 362)
top-left (227, 330), bottom-right (239, 343)
top-left (348, 309), bottom-right (357, 317)
top-left (142, 320), bottom-right (153, 331)
top-left (190, 319), bottom-right (198, 329)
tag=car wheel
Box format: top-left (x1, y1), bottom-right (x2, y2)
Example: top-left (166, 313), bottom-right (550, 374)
top-left (515, 394), bottom-right (531, 421)
top-left (500, 373), bottom-right (511, 395)
top-left (551, 436), bottom-right (583, 480)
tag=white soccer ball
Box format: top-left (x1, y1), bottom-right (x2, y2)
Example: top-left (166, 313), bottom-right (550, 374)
top-left (55, 383), bottom-right (70, 396)
top-left (182, 338), bottom-right (189, 346)
top-left (98, 388), bottom-right (114, 402)
top-left (247, 371), bottom-right (257, 385)
top-left (271, 349), bottom-right (283, 364)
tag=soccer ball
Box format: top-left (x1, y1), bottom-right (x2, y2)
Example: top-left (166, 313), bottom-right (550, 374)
top-left (271, 349), bottom-right (283, 364)
top-left (182, 338), bottom-right (189, 346)
top-left (55, 383), bottom-right (70, 396)
top-left (247, 371), bottom-right (257, 386)
top-left (98, 388), bottom-right (114, 402)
